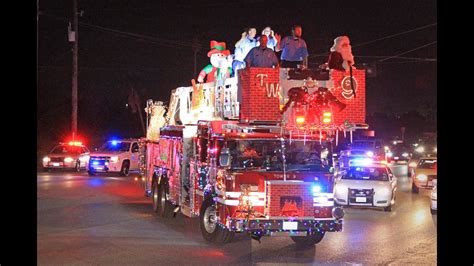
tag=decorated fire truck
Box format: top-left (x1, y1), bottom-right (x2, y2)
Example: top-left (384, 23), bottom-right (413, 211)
top-left (139, 63), bottom-right (367, 245)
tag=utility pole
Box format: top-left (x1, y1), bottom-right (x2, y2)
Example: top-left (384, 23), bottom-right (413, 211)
top-left (71, 0), bottom-right (78, 140)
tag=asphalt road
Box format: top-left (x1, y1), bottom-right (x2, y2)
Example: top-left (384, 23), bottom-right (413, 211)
top-left (37, 165), bottom-right (436, 265)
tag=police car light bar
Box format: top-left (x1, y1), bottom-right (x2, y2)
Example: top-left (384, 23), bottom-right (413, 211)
top-left (349, 158), bottom-right (373, 167)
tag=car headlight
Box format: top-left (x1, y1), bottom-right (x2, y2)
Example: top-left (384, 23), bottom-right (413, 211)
top-left (402, 152), bottom-right (409, 157)
top-left (43, 156), bottom-right (50, 163)
top-left (416, 174), bottom-right (427, 181)
top-left (64, 157), bottom-right (74, 163)
top-left (312, 185), bottom-right (322, 193)
top-left (366, 151), bottom-right (374, 157)
top-left (415, 146), bottom-right (425, 153)
top-left (110, 156), bottom-right (119, 163)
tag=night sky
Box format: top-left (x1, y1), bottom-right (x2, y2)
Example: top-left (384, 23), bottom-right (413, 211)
top-left (37, 0), bottom-right (437, 148)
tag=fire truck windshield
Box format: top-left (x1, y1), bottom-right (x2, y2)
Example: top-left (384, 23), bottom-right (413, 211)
top-left (227, 139), bottom-right (331, 172)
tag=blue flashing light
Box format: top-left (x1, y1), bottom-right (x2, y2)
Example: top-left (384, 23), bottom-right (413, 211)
top-left (111, 140), bottom-right (118, 146)
top-left (92, 161), bottom-right (99, 166)
top-left (350, 158), bottom-right (373, 167)
top-left (312, 185), bottom-right (322, 193)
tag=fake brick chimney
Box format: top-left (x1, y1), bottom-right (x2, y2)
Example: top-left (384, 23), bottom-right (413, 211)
top-left (238, 67), bottom-right (282, 122)
top-left (330, 69), bottom-right (366, 125)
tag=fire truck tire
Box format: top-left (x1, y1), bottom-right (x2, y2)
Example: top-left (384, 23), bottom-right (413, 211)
top-left (291, 231), bottom-right (325, 246)
top-left (152, 178), bottom-right (168, 217)
top-left (384, 205), bottom-right (392, 212)
top-left (200, 198), bottom-right (234, 244)
top-left (120, 161), bottom-right (130, 177)
top-left (411, 183), bottom-right (419, 193)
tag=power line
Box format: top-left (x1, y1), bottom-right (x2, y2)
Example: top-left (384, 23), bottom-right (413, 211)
top-left (378, 41), bottom-right (437, 62)
top-left (353, 23), bottom-right (437, 48)
top-left (377, 60), bottom-right (437, 65)
top-left (311, 54), bottom-right (436, 62)
top-left (40, 12), bottom-right (206, 52)
top-left (310, 22), bottom-right (437, 57)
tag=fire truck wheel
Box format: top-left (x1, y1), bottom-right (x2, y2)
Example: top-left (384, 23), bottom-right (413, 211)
top-left (383, 205), bottom-right (392, 212)
top-left (291, 231), bottom-right (325, 246)
top-left (120, 161), bottom-right (130, 177)
top-left (152, 178), bottom-right (168, 217)
top-left (411, 183), bottom-right (419, 193)
top-left (200, 198), bottom-right (234, 244)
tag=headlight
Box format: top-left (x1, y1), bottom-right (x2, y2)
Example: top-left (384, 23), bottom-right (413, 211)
top-left (366, 151), bottom-right (374, 157)
top-left (43, 156), bottom-right (50, 163)
top-left (402, 153), bottom-right (409, 157)
top-left (416, 174), bottom-right (427, 181)
top-left (415, 146), bottom-right (425, 153)
top-left (64, 157), bottom-right (74, 163)
top-left (312, 185), bottom-right (322, 193)
top-left (110, 156), bottom-right (119, 163)
top-left (386, 152), bottom-right (393, 157)
top-left (313, 196), bottom-right (328, 204)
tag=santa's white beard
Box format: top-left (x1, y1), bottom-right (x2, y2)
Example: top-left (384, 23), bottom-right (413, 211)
top-left (339, 47), bottom-right (355, 71)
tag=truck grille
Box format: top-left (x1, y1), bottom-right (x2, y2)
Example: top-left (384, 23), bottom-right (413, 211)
top-left (50, 157), bottom-right (64, 162)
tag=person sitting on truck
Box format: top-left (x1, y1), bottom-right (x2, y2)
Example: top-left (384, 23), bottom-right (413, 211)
top-left (244, 35), bottom-right (279, 68)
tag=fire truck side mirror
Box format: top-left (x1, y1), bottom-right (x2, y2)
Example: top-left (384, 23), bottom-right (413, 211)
top-left (219, 148), bottom-right (231, 167)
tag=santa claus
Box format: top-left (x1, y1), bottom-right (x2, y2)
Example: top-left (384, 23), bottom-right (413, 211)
top-left (327, 36), bottom-right (355, 71)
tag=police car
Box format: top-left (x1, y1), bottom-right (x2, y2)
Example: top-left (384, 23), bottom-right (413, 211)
top-left (42, 142), bottom-right (90, 172)
top-left (88, 139), bottom-right (140, 176)
top-left (334, 159), bottom-right (397, 212)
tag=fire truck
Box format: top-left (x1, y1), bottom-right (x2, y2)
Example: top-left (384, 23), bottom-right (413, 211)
top-left (139, 67), bottom-right (367, 245)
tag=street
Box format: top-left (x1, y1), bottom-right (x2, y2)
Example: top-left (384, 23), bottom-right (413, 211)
top-left (37, 165), bottom-right (436, 265)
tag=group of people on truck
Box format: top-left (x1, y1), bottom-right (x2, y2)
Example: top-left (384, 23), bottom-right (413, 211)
top-left (198, 24), bottom-right (356, 83)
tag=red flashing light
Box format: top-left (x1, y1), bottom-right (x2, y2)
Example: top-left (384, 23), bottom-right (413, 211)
top-left (68, 141), bottom-right (82, 146)
top-left (322, 112), bottom-right (332, 124)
